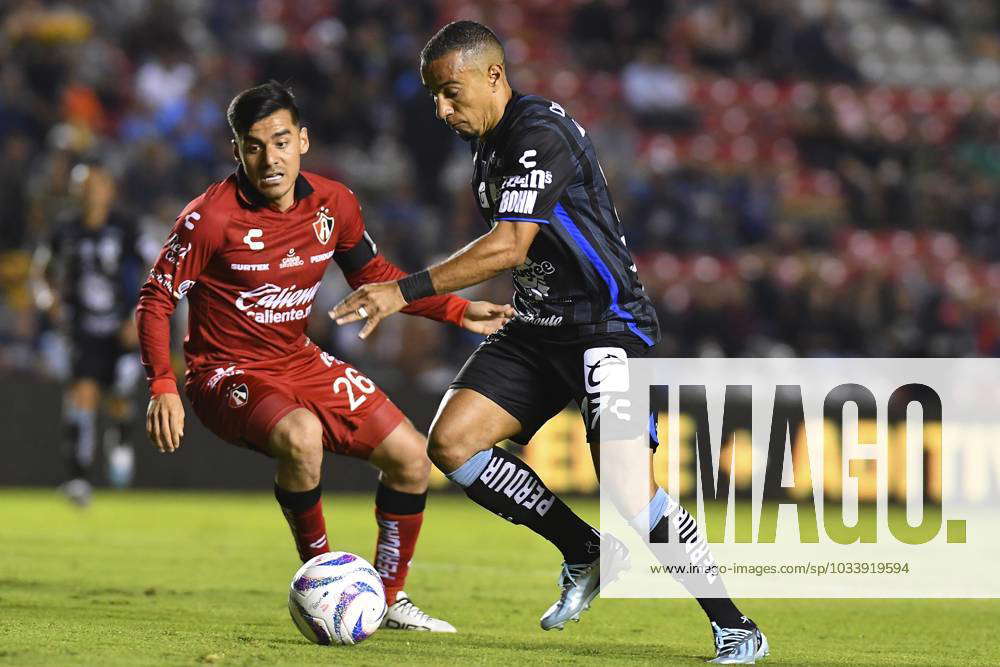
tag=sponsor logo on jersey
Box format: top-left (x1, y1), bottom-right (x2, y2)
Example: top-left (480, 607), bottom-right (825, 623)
top-left (173, 279), bottom-right (196, 300)
top-left (501, 170), bottom-right (552, 190)
top-left (310, 250), bottom-right (334, 264)
top-left (228, 383), bottom-right (249, 408)
top-left (583, 347), bottom-right (629, 393)
top-left (231, 262), bottom-right (270, 271)
top-left (149, 270), bottom-right (173, 291)
top-left (513, 258), bottom-right (555, 298)
top-left (234, 281), bottom-right (321, 324)
top-left (313, 206), bottom-right (335, 244)
top-left (163, 234), bottom-right (191, 264)
top-left (498, 189), bottom-right (538, 215)
top-left (279, 248), bottom-right (304, 269)
top-left (514, 312), bottom-right (564, 326)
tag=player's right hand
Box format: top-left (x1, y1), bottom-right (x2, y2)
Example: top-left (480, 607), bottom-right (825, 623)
top-left (146, 392), bottom-right (185, 453)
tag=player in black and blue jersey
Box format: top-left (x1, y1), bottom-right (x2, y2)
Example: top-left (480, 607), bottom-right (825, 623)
top-left (331, 20), bottom-right (768, 664)
top-left (33, 164), bottom-right (149, 505)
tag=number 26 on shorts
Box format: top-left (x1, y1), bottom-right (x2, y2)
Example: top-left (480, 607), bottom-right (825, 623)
top-left (332, 368), bottom-right (376, 411)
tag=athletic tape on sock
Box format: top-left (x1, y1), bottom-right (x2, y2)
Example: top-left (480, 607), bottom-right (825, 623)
top-left (446, 448), bottom-right (494, 488)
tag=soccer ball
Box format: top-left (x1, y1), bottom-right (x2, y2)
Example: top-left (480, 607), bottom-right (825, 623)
top-left (287, 551), bottom-right (388, 645)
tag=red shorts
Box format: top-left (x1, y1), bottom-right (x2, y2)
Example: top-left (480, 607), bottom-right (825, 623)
top-left (185, 342), bottom-right (404, 460)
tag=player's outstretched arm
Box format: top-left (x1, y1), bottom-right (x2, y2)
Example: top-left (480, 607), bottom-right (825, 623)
top-left (330, 220), bottom-right (537, 339)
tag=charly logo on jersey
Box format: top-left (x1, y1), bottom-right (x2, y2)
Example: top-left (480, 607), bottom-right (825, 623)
top-left (234, 281), bottom-right (321, 324)
top-left (228, 383), bottom-right (249, 408)
top-left (513, 258), bottom-right (555, 299)
top-left (243, 228), bottom-right (264, 250)
top-left (518, 149), bottom-right (537, 169)
top-left (583, 347), bottom-right (629, 393)
top-left (313, 206), bottom-right (335, 244)
top-left (279, 248), bottom-right (304, 269)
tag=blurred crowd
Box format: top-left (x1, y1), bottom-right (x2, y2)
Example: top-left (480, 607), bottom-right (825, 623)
top-left (2, 0), bottom-right (1000, 390)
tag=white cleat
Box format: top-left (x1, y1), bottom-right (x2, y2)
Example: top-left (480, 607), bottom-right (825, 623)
top-left (708, 620), bottom-right (769, 664)
top-left (381, 591), bottom-right (457, 633)
top-left (539, 533), bottom-right (630, 631)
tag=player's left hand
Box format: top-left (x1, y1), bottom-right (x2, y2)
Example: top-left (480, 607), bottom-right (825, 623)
top-left (461, 301), bottom-right (515, 335)
top-left (329, 281), bottom-right (406, 340)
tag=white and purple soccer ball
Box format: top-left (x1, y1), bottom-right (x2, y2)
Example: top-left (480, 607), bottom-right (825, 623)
top-left (287, 551), bottom-right (388, 646)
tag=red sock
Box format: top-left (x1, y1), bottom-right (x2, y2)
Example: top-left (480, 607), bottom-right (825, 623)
top-left (374, 509), bottom-right (423, 603)
top-left (282, 502), bottom-right (329, 562)
top-left (275, 482), bottom-right (329, 562)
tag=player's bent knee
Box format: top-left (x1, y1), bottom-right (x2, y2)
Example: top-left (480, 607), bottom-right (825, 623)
top-left (383, 453), bottom-right (431, 488)
top-left (269, 409), bottom-right (323, 464)
top-left (427, 421), bottom-right (483, 472)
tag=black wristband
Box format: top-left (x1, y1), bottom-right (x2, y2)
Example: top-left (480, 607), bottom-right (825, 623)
top-left (398, 269), bottom-right (435, 303)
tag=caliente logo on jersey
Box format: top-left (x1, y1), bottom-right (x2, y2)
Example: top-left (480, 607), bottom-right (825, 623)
top-left (234, 282), bottom-right (321, 324)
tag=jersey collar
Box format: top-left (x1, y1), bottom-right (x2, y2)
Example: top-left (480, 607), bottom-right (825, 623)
top-left (481, 90), bottom-right (523, 143)
top-left (234, 166), bottom-right (315, 211)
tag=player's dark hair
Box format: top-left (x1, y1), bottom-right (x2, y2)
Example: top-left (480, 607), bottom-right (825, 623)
top-left (420, 20), bottom-right (504, 67)
top-left (227, 80), bottom-right (300, 138)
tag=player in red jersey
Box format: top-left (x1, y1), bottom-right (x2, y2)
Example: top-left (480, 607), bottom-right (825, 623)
top-left (136, 81), bottom-right (513, 632)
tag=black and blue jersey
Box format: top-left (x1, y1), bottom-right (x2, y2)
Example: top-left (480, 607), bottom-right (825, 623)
top-left (470, 92), bottom-right (659, 346)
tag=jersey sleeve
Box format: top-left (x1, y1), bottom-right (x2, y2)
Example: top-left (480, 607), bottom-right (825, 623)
top-left (332, 186), bottom-right (469, 326)
top-left (135, 199), bottom-right (222, 395)
top-left (494, 125), bottom-right (576, 224)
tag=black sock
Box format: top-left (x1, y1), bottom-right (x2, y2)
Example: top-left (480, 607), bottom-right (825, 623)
top-left (463, 446), bottom-right (599, 563)
top-left (649, 504), bottom-right (747, 628)
top-left (274, 481), bottom-right (322, 512)
top-left (375, 482), bottom-right (427, 515)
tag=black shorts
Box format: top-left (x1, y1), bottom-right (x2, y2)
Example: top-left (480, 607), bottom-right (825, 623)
top-left (71, 334), bottom-right (138, 392)
top-left (451, 321), bottom-right (658, 447)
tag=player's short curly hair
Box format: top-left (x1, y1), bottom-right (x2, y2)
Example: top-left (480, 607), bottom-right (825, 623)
top-left (420, 20), bottom-right (504, 67)
top-left (227, 80), bottom-right (300, 139)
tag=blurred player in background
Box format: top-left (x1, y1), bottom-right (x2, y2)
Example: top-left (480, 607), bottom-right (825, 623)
top-left (31, 163), bottom-right (147, 506)
top-left (136, 81), bottom-right (512, 632)
top-left (332, 21), bottom-right (768, 663)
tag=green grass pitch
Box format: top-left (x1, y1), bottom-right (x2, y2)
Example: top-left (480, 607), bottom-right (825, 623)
top-left (0, 489), bottom-right (995, 665)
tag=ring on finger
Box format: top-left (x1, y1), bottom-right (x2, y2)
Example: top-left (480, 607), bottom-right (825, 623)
top-left (357, 306), bottom-right (369, 318)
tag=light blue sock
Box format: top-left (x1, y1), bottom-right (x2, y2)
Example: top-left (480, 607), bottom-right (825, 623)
top-left (445, 449), bottom-right (494, 488)
top-left (630, 487), bottom-right (669, 534)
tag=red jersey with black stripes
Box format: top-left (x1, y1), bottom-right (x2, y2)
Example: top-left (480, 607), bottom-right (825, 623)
top-left (136, 169), bottom-right (468, 396)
